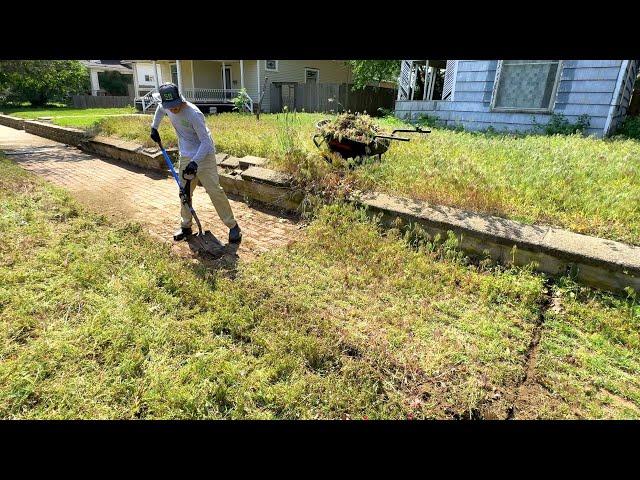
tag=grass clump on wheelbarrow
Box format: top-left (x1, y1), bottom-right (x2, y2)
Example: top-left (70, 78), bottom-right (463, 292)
top-left (318, 113), bottom-right (388, 144)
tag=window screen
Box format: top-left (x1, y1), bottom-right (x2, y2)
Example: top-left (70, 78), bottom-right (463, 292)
top-left (266, 60), bottom-right (278, 71)
top-left (493, 60), bottom-right (560, 110)
top-left (144, 74), bottom-right (154, 82)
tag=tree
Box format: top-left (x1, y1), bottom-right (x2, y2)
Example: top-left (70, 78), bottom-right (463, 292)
top-left (97, 71), bottom-right (132, 96)
top-left (347, 60), bottom-right (401, 90)
top-left (0, 60), bottom-right (89, 106)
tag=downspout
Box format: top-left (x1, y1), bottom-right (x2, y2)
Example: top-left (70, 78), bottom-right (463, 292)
top-left (603, 60), bottom-right (629, 137)
top-left (257, 60), bottom-right (261, 102)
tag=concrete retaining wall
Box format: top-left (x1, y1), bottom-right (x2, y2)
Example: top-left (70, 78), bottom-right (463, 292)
top-left (353, 191), bottom-right (640, 294)
top-left (23, 120), bottom-right (88, 147)
top-left (0, 114), bottom-right (26, 130)
top-left (78, 135), bottom-right (178, 172)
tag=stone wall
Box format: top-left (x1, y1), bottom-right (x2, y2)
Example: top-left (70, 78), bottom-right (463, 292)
top-left (78, 135), bottom-right (178, 172)
top-left (23, 120), bottom-right (87, 147)
top-left (0, 114), bottom-right (26, 130)
top-left (353, 191), bottom-right (640, 294)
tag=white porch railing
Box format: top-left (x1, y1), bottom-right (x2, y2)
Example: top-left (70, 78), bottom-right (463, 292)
top-left (137, 88), bottom-right (254, 113)
top-left (139, 90), bottom-right (160, 113)
top-left (183, 88), bottom-right (242, 102)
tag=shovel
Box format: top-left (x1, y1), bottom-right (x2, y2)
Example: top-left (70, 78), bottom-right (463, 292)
top-left (156, 141), bottom-right (222, 255)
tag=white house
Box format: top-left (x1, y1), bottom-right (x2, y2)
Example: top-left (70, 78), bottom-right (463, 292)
top-left (122, 60), bottom-right (353, 113)
top-left (80, 60), bottom-right (133, 96)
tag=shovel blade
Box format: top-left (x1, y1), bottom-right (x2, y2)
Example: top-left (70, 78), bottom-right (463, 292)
top-left (187, 230), bottom-right (224, 255)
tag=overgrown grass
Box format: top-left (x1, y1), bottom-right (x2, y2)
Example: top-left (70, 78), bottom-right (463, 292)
top-left (1, 155), bottom-right (638, 419)
top-left (356, 128), bottom-right (640, 245)
top-left (94, 112), bottom-right (640, 245)
top-left (1, 106), bottom-right (138, 129)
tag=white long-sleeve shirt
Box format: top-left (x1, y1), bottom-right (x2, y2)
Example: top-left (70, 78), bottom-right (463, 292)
top-left (151, 101), bottom-right (215, 165)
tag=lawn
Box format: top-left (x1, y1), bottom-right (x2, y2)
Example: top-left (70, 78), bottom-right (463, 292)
top-left (1, 155), bottom-right (638, 419)
top-left (1, 105), bottom-right (138, 129)
top-left (93, 112), bottom-right (640, 246)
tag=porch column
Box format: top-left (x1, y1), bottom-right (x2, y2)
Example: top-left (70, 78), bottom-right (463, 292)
top-left (222, 61), bottom-right (226, 90)
top-left (240, 60), bottom-right (244, 89)
top-left (426, 65), bottom-right (437, 101)
top-left (90, 69), bottom-right (100, 96)
top-left (132, 62), bottom-right (140, 99)
top-left (191, 60), bottom-right (195, 92)
top-left (176, 60), bottom-right (183, 93)
top-left (409, 62), bottom-right (417, 100)
top-left (153, 61), bottom-right (160, 90)
top-left (423, 61), bottom-right (430, 100)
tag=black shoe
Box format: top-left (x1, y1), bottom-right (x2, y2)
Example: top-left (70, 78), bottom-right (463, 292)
top-left (229, 223), bottom-right (242, 243)
top-left (173, 227), bottom-right (192, 241)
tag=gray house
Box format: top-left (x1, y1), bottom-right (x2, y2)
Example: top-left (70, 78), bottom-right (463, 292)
top-left (395, 60), bottom-right (639, 137)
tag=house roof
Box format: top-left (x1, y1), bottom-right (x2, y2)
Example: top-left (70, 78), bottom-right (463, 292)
top-left (81, 60), bottom-right (132, 74)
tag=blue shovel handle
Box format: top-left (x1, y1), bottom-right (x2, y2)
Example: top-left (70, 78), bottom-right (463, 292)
top-left (157, 143), bottom-right (204, 235)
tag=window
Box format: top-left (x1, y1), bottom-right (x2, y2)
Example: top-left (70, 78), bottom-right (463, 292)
top-left (265, 60), bottom-right (278, 71)
top-left (305, 68), bottom-right (319, 83)
top-left (491, 60), bottom-right (561, 112)
top-left (144, 74), bottom-right (154, 82)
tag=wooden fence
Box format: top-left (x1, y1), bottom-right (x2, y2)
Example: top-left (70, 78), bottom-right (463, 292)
top-left (269, 83), bottom-right (396, 114)
top-left (70, 95), bottom-right (134, 108)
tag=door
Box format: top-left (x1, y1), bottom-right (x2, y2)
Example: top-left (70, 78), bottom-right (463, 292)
top-left (305, 69), bottom-right (319, 111)
top-left (170, 63), bottom-right (179, 85)
top-left (280, 83), bottom-right (296, 111)
top-left (223, 66), bottom-right (232, 99)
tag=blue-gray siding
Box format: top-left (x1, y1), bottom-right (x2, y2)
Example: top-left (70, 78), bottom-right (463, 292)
top-left (395, 60), bottom-right (638, 137)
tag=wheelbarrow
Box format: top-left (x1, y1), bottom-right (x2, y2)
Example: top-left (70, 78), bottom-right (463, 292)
top-left (312, 119), bottom-right (430, 164)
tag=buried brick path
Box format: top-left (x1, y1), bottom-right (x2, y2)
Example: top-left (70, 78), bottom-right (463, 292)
top-left (0, 125), bottom-right (303, 267)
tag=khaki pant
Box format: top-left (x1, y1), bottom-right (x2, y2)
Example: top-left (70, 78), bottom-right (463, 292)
top-left (179, 152), bottom-right (237, 229)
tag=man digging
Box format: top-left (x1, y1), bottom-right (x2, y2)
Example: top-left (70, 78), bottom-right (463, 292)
top-left (150, 82), bottom-right (242, 244)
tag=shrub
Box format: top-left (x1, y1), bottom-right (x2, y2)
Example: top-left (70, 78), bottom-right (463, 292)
top-left (615, 115), bottom-right (640, 139)
top-left (534, 113), bottom-right (591, 136)
top-left (232, 88), bottom-right (251, 113)
top-left (376, 107), bottom-right (394, 118)
top-left (415, 113), bottom-right (442, 128)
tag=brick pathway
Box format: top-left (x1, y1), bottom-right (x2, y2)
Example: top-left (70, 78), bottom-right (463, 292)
top-left (0, 125), bottom-right (303, 269)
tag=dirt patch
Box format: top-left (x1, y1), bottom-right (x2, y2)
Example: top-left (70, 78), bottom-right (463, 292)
top-left (72, 187), bottom-right (139, 221)
top-left (601, 389), bottom-right (640, 416)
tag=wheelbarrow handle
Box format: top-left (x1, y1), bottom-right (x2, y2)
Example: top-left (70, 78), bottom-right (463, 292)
top-left (374, 134), bottom-right (410, 142)
top-left (312, 133), bottom-right (325, 149)
top-left (391, 127), bottom-right (431, 135)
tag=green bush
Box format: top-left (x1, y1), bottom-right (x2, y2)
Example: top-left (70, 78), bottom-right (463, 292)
top-left (232, 88), bottom-right (251, 113)
top-left (615, 115), bottom-right (640, 139)
top-left (534, 113), bottom-right (591, 136)
top-left (415, 113), bottom-right (442, 128)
